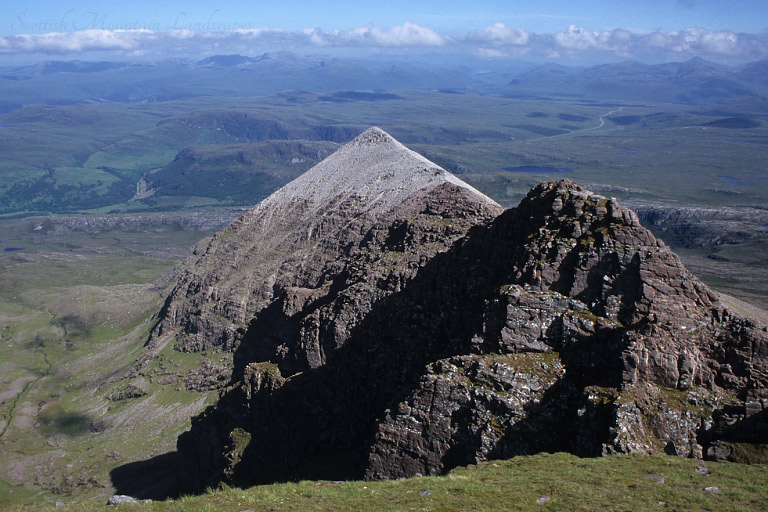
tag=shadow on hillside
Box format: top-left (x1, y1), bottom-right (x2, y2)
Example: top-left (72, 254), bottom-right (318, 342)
top-left (110, 451), bottom-right (181, 500)
top-left (174, 210), bottom-right (527, 491)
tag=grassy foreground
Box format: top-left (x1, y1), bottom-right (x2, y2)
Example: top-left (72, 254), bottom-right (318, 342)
top-left (5, 452), bottom-right (766, 512)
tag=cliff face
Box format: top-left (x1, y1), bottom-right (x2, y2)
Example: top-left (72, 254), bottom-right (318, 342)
top-left (166, 129), bottom-right (767, 492)
top-left (365, 182), bottom-right (767, 478)
top-left (151, 127), bottom-right (501, 362)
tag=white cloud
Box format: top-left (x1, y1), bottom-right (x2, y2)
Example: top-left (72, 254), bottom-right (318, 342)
top-left (646, 27), bottom-right (742, 55)
top-left (0, 27), bottom-right (308, 55)
top-left (467, 23), bottom-right (768, 62)
top-left (466, 23), bottom-right (530, 45)
top-left (700, 30), bottom-right (740, 54)
top-left (310, 22), bottom-right (449, 47)
top-left (0, 22), bottom-right (765, 62)
top-left (0, 29), bottom-right (152, 54)
top-left (634, 27), bottom-right (767, 59)
top-left (0, 22), bottom-right (448, 55)
top-left (553, 25), bottom-right (601, 50)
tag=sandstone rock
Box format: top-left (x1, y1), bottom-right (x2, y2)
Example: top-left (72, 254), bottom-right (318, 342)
top-left (150, 127), bottom-right (500, 358)
top-left (366, 353), bottom-right (566, 479)
top-left (167, 129), bottom-right (768, 492)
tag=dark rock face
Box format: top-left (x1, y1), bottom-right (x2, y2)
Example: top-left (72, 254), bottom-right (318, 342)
top-left (174, 178), bottom-right (504, 490)
top-left (366, 352), bottom-right (568, 479)
top-left (170, 133), bottom-right (768, 492)
top-left (361, 182), bottom-right (766, 477)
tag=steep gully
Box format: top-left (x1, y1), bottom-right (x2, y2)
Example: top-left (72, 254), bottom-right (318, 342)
top-left (0, 328), bottom-right (55, 442)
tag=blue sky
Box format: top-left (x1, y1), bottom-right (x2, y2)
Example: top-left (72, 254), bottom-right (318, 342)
top-left (2, 1), bottom-right (767, 63)
top-left (5, 0), bottom-right (768, 34)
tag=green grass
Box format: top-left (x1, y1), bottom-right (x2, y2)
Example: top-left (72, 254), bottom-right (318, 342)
top-left (0, 215), bottom-right (228, 508)
top-left (4, 453), bottom-right (766, 511)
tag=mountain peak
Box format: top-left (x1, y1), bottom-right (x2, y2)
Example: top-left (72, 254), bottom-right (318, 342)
top-left (254, 127), bottom-right (499, 217)
top-left (348, 126), bottom-right (397, 146)
top-left (151, 127), bottom-right (502, 354)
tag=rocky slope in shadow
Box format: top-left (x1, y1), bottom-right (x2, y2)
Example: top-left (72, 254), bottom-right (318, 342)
top-left (146, 128), bottom-right (766, 493)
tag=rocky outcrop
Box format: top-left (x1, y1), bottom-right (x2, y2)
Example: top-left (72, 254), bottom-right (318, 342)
top-left (635, 204), bottom-right (768, 246)
top-left (366, 352), bottom-right (568, 479)
top-left (26, 210), bottom-right (242, 235)
top-left (361, 182), bottom-right (767, 478)
top-left (169, 129), bottom-right (768, 493)
top-left (151, 127), bottom-right (500, 360)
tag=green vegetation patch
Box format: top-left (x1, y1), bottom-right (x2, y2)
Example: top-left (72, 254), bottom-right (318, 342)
top-left (8, 452), bottom-right (766, 511)
top-left (0, 215), bottom-right (222, 508)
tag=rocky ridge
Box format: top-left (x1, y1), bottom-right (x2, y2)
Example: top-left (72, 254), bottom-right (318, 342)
top-left (24, 210), bottom-right (243, 235)
top-left (150, 126), bottom-right (501, 363)
top-left (158, 128), bottom-right (766, 493)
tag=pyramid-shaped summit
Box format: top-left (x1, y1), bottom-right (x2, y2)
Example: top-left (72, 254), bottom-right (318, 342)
top-left (150, 127), bottom-right (503, 356)
top-left (254, 126), bottom-right (498, 216)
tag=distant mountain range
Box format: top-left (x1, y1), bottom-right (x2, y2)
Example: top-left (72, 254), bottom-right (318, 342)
top-left (1, 53), bottom-right (768, 112)
top-left (0, 52), bottom-right (474, 112)
top-left (485, 56), bottom-right (768, 103)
